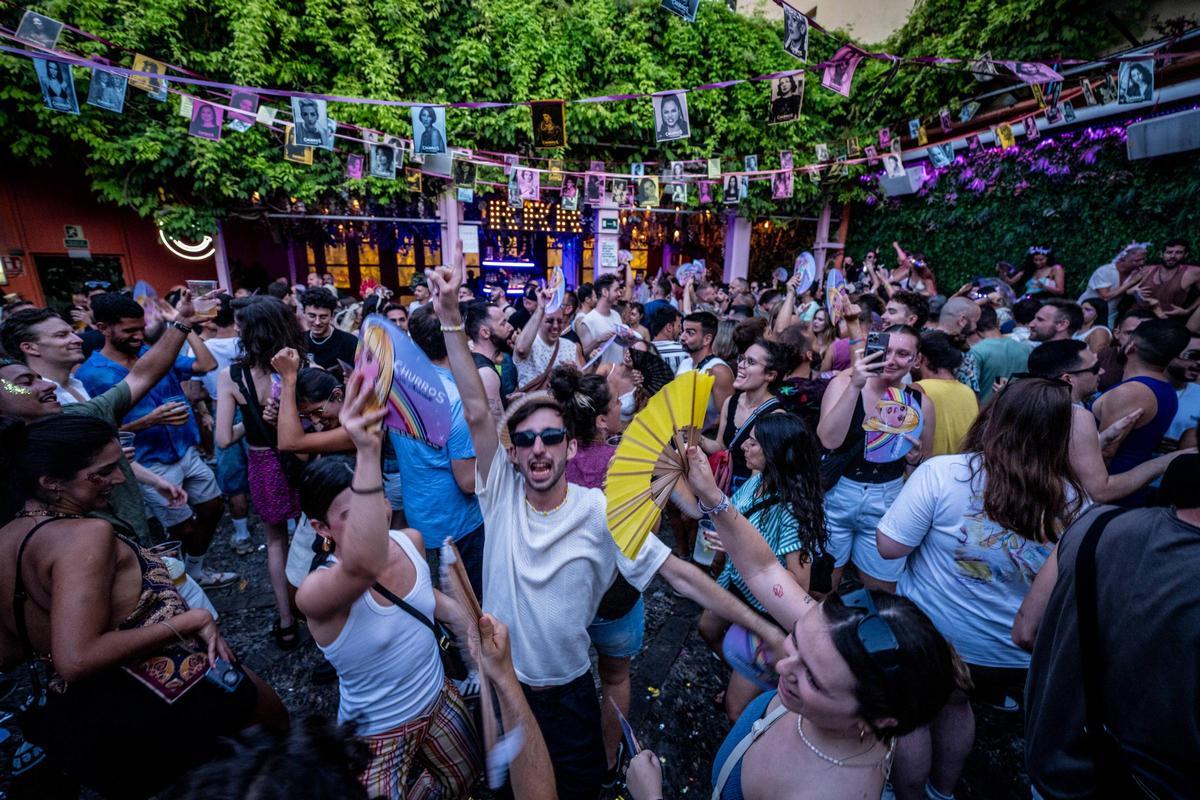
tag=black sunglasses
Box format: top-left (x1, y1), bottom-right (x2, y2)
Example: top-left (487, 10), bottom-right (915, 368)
top-left (83, 280), bottom-right (112, 290)
top-left (1063, 362), bottom-right (1101, 376)
top-left (840, 588), bottom-right (902, 685)
top-left (511, 427), bottom-right (568, 449)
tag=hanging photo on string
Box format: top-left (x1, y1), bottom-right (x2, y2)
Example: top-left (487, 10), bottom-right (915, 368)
top-left (780, 150), bottom-right (793, 170)
top-left (585, 173), bottom-right (604, 204)
top-left (781, 5), bottom-right (809, 61)
top-left (995, 123), bottom-right (1016, 149)
top-left (883, 151), bottom-right (906, 178)
top-left (369, 144), bottom-right (397, 178)
top-left (722, 174), bottom-right (740, 204)
top-left (411, 105), bottom-right (448, 154)
top-left (86, 68), bottom-right (127, 114)
top-left (699, 182), bottom-right (713, 203)
top-left (404, 168), bottom-right (422, 192)
top-left (815, 143), bottom-right (829, 162)
top-left (768, 74), bottom-right (803, 124)
top-left (959, 101), bottom-right (981, 123)
top-left (772, 169), bottom-right (794, 200)
top-left (15, 11), bottom-right (64, 49)
top-left (291, 98), bottom-right (332, 149)
top-left (452, 158), bottom-right (476, 187)
top-left (878, 128), bottom-right (892, 148)
top-left (671, 182), bottom-right (687, 203)
top-left (1004, 61), bottom-right (1064, 84)
top-left (636, 176), bottom-right (660, 208)
top-left (547, 159), bottom-right (563, 183)
top-left (129, 54), bottom-right (168, 101)
top-left (33, 58), bottom-right (79, 115)
top-left (560, 175), bottom-right (581, 210)
top-left (1118, 60), bottom-right (1154, 104)
top-left (345, 154), bottom-right (364, 180)
top-left (653, 92), bottom-right (690, 142)
top-left (530, 100), bottom-right (567, 148)
top-left (969, 52), bottom-right (997, 82)
top-left (1081, 79), bottom-right (1097, 106)
top-left (283, 125), bottom-right (313, 165)
top-left (227, 91), bottom-right (259, 132)
top-left (516, 168), bottom-right (540, 201)
top-left (661, 0), bottom-right (700, 23)
top-left (864, 145), bottom-right (879, 165)
top-left (928, 142), bottom-right (954, 168)
top-left (820, 45), bottom-right (865, 98)
top-left (707, 158), bottom-right (721, 178)
top-left (189, 101), bottom-right (224, 141)
top-left (1062, 101), bottom-right (1077, 122)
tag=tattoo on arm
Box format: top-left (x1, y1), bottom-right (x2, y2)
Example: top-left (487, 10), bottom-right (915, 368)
top-left (773, 584), bottom-right (784, 598)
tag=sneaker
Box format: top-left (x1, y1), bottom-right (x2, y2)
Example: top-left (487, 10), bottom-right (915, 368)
top-left (983, 695), bottom-right (1020, 713)
top-left (453, 670), bottom-right (480, 699)
top-left (193, 569), bottom-right (238, 589)
top-left (230, 535), bottom-right (255, 556)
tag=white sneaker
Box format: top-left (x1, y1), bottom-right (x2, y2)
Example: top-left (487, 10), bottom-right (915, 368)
top-left (454, 670), bottom-right (480, 699)
top-left (230, 534), bottom-right (254, 555)
top-left (193, 569), bottom-right (238, 589)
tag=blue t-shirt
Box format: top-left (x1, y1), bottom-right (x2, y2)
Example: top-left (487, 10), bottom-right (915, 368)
top-left (76, 347), bottom-right (200, 465)
top-left (389, 365), bottom-right (483, 547)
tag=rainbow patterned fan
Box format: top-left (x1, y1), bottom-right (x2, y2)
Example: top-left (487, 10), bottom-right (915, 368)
top-left (356, 314), bottom-right (451, 447)
top-left (605, 370), bottom-right (713, 559)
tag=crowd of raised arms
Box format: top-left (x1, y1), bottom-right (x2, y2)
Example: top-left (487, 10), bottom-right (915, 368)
top-left (0, 237), bottom-right (1197, 800)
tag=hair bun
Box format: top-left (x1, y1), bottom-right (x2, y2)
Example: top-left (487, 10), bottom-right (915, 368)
top-left (548, 364), bottom-right (583, 404)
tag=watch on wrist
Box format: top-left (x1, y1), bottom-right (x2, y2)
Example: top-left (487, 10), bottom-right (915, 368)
top-left (168, 320), bottom-right (193, 335)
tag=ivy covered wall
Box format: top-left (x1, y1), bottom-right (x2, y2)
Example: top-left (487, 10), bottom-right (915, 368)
top-left (846, 127), bottom-right (1200, 294)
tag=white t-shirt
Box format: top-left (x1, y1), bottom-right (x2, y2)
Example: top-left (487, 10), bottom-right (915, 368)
top-left (514, 333), bottom-right (580, 388)
top-left (191, 336), bottom-right (242, 402)
top-left (580, 307), bottom-right (625, 364)
top-left (1078, 262), bottom-right (1120, 327)
top-left (878, 454), bottom-right (1057, 668)
top-left (1167, 382), bottom-right (1200, 443)
top-left (49, 375), bottom-right (91, 406)
top-left (477, 443), bottom-right (670, 686)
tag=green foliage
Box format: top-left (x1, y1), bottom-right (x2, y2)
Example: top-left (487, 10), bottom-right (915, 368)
top-left (0, 0), bottom-right (856, 235)
top-left (847, 131), bottom-right (1200, 294)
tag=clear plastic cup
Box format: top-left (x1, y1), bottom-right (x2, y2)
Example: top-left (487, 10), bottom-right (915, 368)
top-left (118, 431), bottom-right (136, 459)
top-left (148, 540), bottom-right (183, 561)
top-left (692, 517), bottom-right (718, 567)
top-left (187, 280), bottom-right (220, 319)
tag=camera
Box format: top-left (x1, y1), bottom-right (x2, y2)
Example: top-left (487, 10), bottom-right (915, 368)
top-left (204, 657), bottom-right (244, 693)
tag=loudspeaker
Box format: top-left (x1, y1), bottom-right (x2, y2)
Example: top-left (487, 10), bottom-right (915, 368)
top-left (1127, 108), bottom-right (1200, 160)
top-left (878, 166), bottom-right (926, 197)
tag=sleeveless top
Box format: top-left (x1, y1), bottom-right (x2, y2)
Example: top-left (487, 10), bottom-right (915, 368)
top-left (1102, 377), bottom-right (1178, 506)
top-left (830, 387), bottom-right (919, 484)
top-left (317, 531), bottom-right (444, 734)
top-left (1138, 265), bottom-right (1194, 310)
top-left (697, 354), bottom-right (731, 432)
top-left (721, 392), bottom-right (782, 491)
top-left (711, 690), bottom-right (779, 800)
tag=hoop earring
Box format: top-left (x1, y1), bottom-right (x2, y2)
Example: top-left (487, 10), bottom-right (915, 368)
top-left (859, 726), bottom-right (867, 743)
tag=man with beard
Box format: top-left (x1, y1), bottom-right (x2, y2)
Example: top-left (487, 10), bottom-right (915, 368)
top-left (927, 296), bottom-right (982, 392)
top-left (427, 258), bottom-right (784, 799)
top-left (1135, 238), bottom-right (1200, 317)
top-left (76, 293), bottom-right (235, 588)
top-left (0, 292), bottom-right (214, 549)
top-left (465, 299), bottom-right (515, 420)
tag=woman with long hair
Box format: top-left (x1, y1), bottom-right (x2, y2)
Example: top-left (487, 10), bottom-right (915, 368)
top-left (297, 374), bottom-right (480, 797)
top-left (809, 307), bottom-right (836, 371)
top-left (0, 415), bottom-right (286, 798)
top-left (1075, 297), bottom-right (1112, 352)
top-left (215, 297), bottom-right (307, 649)
top-left (627, 447), bottom-right (959, 800)
top-left (702, 339), bottom-right (798, 493)
top-left (697, 412), bottom-right (828, 721)
top-left (1014, 246), bottom-right (1065, 297)
top-left (873, 377), bottom-right (1084, 800)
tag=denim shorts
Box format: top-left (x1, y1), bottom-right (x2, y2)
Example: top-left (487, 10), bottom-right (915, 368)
top-left (587, 596), bottom-right (645, 659)
top-left (213, 439), bottom-right (249, 496)
top-left (824, 476), bottom-right (905, 583)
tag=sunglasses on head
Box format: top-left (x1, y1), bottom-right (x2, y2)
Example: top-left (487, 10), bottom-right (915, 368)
top-left (511, 427), bottom-right (568, 449)
top-left (84, 280), bottom-right (112, 290)
top-left (840, 588), bottom-right (902, 686)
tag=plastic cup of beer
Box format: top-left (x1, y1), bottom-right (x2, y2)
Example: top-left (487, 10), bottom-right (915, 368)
top-left (693, 517), bottom-right (718, 567)
top-left (186, 280), bottom-right (220, 319)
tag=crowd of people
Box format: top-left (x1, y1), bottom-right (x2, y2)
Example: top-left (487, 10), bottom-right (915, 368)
top-left (0, 236), bottom-right (1197, 800)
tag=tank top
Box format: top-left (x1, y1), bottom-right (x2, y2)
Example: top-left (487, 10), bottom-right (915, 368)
top-left (722, 392), bottom-right (781, 491)
top-left (697, 354), bottom-right (730, 432)
top-left (317, 531), bottom-right (444, 734)
top-left (1102, 377), bottom-right (1178, 506)
top-left (711, 690), bottom-right (779, 800)
top-left (832, 387), bottom-right (919, 484)
top-left (1139, 264), bottom-right (1194, 310)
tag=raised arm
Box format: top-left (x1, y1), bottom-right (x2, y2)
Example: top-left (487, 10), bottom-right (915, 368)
top-left (294, 373), bottom-right (390, 624)
top-left (816, 354), bottom-right (880, 450)
top-left (680, 447), bottom-right (816, 632)
top-left (123, 293), bottom-right (201, 405)
top-left (1068, 406), bottom-right (1188, 503)
top-left (428, 254), bottom-right (500, 478)
top-left (514, 289), bottom-right (550, 361)
top-left (270, 348), bottom-right (354, 454)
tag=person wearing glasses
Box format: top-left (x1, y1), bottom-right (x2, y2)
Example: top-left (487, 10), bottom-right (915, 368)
top-left (1025, 339), bottom-right (1186, 505)
top-left (512, 285), bottom-right (583, 393)
top-left (427, 257), bottom-right (786, 799)
top-left (215, 298), bottom-right (307, 650)
top-left (624, 446), bottom-right (958, 800)
top-left (872, 378), bottom-right (1086, 800)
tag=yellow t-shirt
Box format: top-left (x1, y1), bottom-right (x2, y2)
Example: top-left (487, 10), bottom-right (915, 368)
top-left (916, 378), bottom-right (980, 456)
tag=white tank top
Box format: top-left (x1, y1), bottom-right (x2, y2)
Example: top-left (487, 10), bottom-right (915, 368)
top-left (317, 530), bottom-right (444, 734)
top-left (697, 354), bottom-right (730, 431)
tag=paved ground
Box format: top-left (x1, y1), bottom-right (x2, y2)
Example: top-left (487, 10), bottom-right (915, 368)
top-left (204, 511), bottom-right (1029, 799)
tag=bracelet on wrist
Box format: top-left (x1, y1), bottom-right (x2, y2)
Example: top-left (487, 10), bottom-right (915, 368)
top-left (697, 493), bottom-right (731, 516)
top-left (350, 484), bottom-right (386, 495)
top-left (440, 323), bottom-right (465, 333)
top-left (158, 619), bottom-right (188, 645)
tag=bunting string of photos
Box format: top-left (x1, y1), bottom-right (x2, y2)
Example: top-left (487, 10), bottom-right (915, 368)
top-left (4, 4), bottom-right (1189, 208)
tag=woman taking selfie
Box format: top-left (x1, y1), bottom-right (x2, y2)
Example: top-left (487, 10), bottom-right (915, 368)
top-left (628, 447), bottom-right (958, 800)
top-left (0, 415), bottom-right (285, 798)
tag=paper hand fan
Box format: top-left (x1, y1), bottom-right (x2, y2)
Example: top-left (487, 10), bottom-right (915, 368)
top-left (862, 386), bottom-right (923, 463)
top-left (793, 251), bottom-right (817, 295)
top-left (356, 314), bottom-right (451, 447)
top-left (605, 370), bottom-right (713, 559)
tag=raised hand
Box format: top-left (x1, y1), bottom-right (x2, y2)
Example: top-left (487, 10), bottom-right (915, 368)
top-left (683, 445), bottom-right (723, 508)
top-left (271, 347), bottom-right (303, 381)
top-left (339, 370), bottom-right (387, 449)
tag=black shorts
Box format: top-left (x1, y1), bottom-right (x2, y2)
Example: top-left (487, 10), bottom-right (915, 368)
top-left (965, 662), bottom-right (1027, 708)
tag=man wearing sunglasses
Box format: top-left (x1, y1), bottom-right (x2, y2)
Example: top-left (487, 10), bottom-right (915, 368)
top-left (1029, 339), bottom-right (1185, 504)
top-left (427, 258), bottom-right (785, 799)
